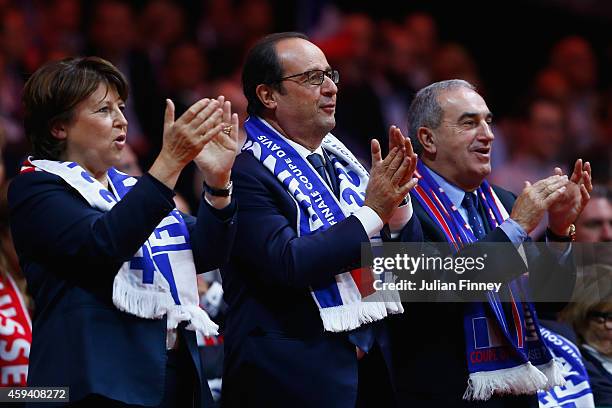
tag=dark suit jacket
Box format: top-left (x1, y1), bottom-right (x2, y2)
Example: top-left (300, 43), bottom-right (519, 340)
top-left (8, 171), bottom-right (237, 407)
top-left (221, 152), bottom-right (421, 408)
top-left (581, 346), bottom-right (612, 407)
top-left (388, 185), bottom-right (575, 408)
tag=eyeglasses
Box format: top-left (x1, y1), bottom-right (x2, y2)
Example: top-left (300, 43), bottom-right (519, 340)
top-left (277, 69), bottom-right (339, 86)
top-left (587, 310), bottom-right (612, 327)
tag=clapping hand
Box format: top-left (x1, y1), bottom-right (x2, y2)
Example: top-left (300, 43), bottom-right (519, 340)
top-left (548, 159), bottom-right (593, 236)
top-left (388, 125), bottom-right (418, 186)
top-left (149, 97), bottom-right (224, 189)
top-left (364, 126), bottom-right (418, 224)
top-left (510, 175), bottom-right (568, 234)
top-left (194, 95), bottom-right (240, 190)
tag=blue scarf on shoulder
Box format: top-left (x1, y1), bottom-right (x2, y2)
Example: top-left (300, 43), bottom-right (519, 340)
top-left (21, 158), bottom-right (218, 336)
top-left (242, 116), bottom-right (403, 332)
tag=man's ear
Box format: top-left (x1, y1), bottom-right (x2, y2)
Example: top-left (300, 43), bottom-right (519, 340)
top-left (50, 122), bottom-right (67, 140)
top-left (256, 84), bottom-right (277, 110)
top-left (417, 127), bottom-right (436, 155)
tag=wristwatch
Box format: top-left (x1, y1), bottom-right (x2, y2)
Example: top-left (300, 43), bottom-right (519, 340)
top-left (203, 180), bottom-right (233, 197)
top-left (546, 224), bottom-right (576, 242)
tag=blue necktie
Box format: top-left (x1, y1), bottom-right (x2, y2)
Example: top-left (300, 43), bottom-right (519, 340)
top-left (307, 153), bottom-right (329, 184)
top-left (307, 152), bottom-right (338, 196)
top-left (462, 192), bottom-right (486, 240)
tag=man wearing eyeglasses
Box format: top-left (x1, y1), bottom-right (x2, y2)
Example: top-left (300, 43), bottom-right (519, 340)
top-left (220, 32), bottom-right (422, 407)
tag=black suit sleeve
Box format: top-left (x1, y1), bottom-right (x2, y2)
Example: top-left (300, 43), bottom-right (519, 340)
top-left (182, 197), bottom-right (237, 273)
top-left (9, 171), bottom-right (236, 280)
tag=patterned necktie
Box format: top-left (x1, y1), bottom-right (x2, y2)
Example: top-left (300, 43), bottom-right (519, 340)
top-left (462, 192), bottom-right (486, 240)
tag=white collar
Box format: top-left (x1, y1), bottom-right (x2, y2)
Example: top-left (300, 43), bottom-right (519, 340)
top-left (277, 132), bottom-right (326, 161)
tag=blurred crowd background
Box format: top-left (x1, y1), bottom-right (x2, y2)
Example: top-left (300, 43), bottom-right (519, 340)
top-left (0, 0), bottom-right (611, 212)
top-left (1, 0), bottom-right (611, 398)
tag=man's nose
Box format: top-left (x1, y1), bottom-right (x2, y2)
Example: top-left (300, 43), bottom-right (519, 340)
top-left (320, 75), bottom-right (338, 96)
top-left (479, 121), bottom-right (495, 141)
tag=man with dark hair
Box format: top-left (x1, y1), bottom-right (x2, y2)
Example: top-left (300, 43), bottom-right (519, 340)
top-left (221, 32), bottom-right (422, 407)
top-left (389, 79), bottom-right (592, 407)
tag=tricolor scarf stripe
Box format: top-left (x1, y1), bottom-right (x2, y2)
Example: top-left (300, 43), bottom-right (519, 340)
top-left (21, 159), bottom-right (218, 336)
top-left (243, 116), bottom-right (402, 332)
top-left (412, 161), bottom-right (564, 400)
top-left (0, 272), bottom-right (31, 386)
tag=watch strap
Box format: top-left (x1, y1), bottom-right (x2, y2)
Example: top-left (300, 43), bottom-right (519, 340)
top-left (203, 180), bottom-right (233, 197)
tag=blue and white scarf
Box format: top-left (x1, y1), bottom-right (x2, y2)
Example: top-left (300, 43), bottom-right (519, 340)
top-left (243, 116), bottom-right (403, 332)
top-left (538, 328), bottom-right (595, 408)
top-left (22, 158), bottom-right (218, 336)
top-left (412, 161), bottom-right (564, 400)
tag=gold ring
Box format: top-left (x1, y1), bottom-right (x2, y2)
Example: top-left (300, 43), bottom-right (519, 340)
top-left (222, 125), bottom-right (232, 135)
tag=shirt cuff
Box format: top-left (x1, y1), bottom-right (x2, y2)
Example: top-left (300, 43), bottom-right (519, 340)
top-left (388, 195), bottom-right (413, 238)
top-left (500, 218), bottom-right (529, 244)
top-left (354, 206), bottom-right (384, 239)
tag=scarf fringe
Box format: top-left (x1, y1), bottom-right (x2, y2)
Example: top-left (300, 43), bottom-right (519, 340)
top-left (113, 275), bottom-right (174, 319)
top-left (113, 276), bottom-right (218, 336)
top-left (537, 358), bottom-right (566, 389)
top-left (319, 298), bottom-right (403, 332)
top-left (172, 305), bottom-right (219, 336)
top-left (463, 362), bottom-right (549, 401)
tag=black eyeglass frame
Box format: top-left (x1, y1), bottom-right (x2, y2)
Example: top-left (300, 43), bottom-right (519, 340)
top-left (587, 310), bottom-right (612, 324)
top-left (274, 69), bottom-right (340, 86)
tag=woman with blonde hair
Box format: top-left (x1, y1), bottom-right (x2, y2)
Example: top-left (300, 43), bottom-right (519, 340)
top-left (562, 265), bottom-right (612, 407)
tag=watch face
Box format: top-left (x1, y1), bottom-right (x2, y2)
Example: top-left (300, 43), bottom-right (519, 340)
top-left (569, 224), bottom-right (576, 241)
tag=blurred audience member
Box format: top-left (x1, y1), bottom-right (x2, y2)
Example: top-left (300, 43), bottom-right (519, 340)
top-left (492, 97), bottom-right (568, 238)
top-left (534, 68), bottom-right (571, 106)
top-left (575, 185), bottom-right (612, 243)
top-left (138, 0), bottom-right (187, 79)
top-left (163, 42), bottom-right (210, 115)
top-left (492, 97), bottom-right (568, 192)
top-left (370, 25), bottom-right (419, 142)
top-left (38, 0), bottom-right (84, 59)
top-left (550, 36), bottom-right (601, 151)
top-left (87, 0), bottom-right (163, 161)
top-left (404, 12), bottom-right (438, 89)
top-left (0, 144), bottom-right (31, 387)
top-left (199, 0), bottom-right (274, 79)
top-left (562, 271), bottom-right (612, 407)
top-left (0, 8), bottom-right (32, 177)
top-left (431, 43), bottom-right (482, 91)
top-left (574, 185), bottom-right (612, 267)
top-left (578, 90), bottom-right (612, 188)
top-left (115, 143), bottom-right (142, 177)
top-left (323, 13), bottom-right (385, 161)
top-left (162, 41), bottom-right (214, 212)
top-left (0, 125), bottom-right (5, 185)
top-left (238, 0), bottom-right (274, 49)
